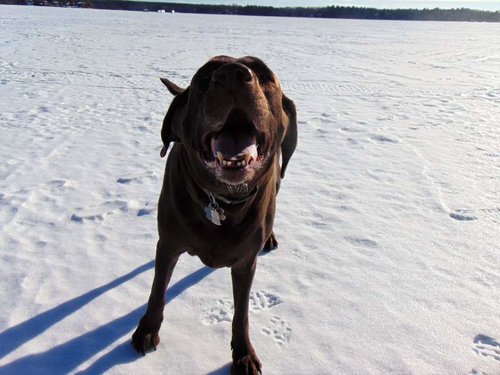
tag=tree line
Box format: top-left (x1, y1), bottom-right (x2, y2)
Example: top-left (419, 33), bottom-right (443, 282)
top-left (4, 0), bottom-right (500, 22)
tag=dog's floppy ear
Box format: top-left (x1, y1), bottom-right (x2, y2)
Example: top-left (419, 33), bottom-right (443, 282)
top-left (159, 78), bottom-right (188, 157)
top-left (280, 94), bottom-right (297, 179)
top-left (160, 77), bottom-right (185, 96)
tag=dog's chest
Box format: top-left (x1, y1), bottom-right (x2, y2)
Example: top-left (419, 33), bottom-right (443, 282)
top-left (191, 249), bottom-right (236, 268)
top-left (186, 224), bottom-right (264, 268)
top-left (188, 241), bottom-right (243, 268)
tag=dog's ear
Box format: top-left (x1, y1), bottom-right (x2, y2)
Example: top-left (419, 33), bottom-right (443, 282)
top-left (280, 94), bottom-right (297, 178)
top-left (160, 77), bottom-right (185, 96)
top-left (160, 78), bottom-right (189, 157)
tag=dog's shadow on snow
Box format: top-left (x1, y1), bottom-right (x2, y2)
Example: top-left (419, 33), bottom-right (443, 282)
top-left (0, 261), bottom-right (217, 374)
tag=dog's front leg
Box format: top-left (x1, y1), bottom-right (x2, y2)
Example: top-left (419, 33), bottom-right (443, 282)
top-left (132, 240), bottom-right (180, 355)
top-left (230, 257), bottom-right (262, 375)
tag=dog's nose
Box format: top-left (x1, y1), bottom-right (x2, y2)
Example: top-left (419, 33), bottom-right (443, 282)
top-left (212, 63), bottom-right (253, 87)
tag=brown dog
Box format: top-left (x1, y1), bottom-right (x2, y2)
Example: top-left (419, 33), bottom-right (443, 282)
top-left (131, 56), bottom-right (297, 374)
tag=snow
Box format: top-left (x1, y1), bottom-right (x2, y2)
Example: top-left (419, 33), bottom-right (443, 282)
top-left (1, 5), bottom-right (499, 374)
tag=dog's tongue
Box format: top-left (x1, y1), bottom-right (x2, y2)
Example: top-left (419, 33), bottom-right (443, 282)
top-left (212, 132), bottom-right (258, 161)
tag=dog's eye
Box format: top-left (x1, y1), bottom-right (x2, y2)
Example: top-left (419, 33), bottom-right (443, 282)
top-left (198, 76), bottom-right (210, 91)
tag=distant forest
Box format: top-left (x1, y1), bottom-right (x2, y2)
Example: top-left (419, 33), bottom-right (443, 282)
top-left (3, 0), bottom-right (500, 22)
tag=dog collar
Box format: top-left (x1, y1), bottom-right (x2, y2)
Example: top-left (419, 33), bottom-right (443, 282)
top-left (201, 187), bottom-right (258, 226)
top-left (204, 187), bottom-right (258, 205)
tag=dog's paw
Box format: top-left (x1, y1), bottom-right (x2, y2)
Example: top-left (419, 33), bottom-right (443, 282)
top-left (131, 317), bottom-right (162, 355)
top-left (231, 341), bottom-right (262, 375)
top-left (231, 353), bottom-right (262, 375)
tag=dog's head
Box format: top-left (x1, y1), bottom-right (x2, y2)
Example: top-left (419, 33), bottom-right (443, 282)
top-left (160, 56), bottom-right (296, 186)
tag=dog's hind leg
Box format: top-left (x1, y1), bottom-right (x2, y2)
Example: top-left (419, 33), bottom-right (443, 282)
top-left (132, 241), bottom-right (180, 355)
top-left (230, 257), bottom-right (262, 375)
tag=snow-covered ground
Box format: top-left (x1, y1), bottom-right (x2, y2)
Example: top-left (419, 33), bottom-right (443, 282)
top-left (1, 5), bottom-right (499, 374)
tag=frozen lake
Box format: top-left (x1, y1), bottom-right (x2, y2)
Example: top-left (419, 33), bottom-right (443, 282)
top-left (0, 5), bottom-right (499, 374)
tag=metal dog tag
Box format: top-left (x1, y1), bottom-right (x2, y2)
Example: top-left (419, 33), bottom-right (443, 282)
top-left (205, 205), bottom-right (222, 226)
top-left (204, 191), bottom-right (227, 226)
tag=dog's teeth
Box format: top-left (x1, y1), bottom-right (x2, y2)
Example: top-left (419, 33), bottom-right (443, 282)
top-left (217, 151), bottom-right (224, 162)
top-left (219, 158), bottom-right (249, 168)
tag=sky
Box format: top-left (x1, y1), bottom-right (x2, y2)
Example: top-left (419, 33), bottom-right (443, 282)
top-left (159, 1), bottom-right (500, 11)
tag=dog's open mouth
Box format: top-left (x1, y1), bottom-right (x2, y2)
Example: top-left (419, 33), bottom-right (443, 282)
top-left (205, 109), bottom-right (265, 182)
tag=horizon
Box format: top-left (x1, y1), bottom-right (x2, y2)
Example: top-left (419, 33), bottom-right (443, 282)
top-left (139, 1), bottom-right (500, 11)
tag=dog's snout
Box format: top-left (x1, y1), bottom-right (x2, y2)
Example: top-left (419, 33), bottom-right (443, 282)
top-left (212, 63), bottom-right (253, 87)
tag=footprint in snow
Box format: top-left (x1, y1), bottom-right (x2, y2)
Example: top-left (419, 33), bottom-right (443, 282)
top-left (370, 134), bottom-right (399, 144)
top-left (249, 290), bottom-right (283, 312)
top-left (345, 236), bottom-right (378, 249)
top-left (71, 200), bottom-right (128, 222)
top-left (340, 126), bottom-right (365, 133)
top-left (200, 291), bottom-right (282, 326)
top-left (472, 334), bottom-right (500, 362)
top-left (116, 172), bottom-right (156, 185)
top-left (49, 179), bottom-right (76, 192)
top-left (261, 316), bottom-right (292, 346)
top-left (71, 199), bottom-right (154, 222)
top-left (200, 299), bottom-right (233, 326)
top-left (449, 212), bottom-right (478, 222)
top-left (468, 370), bottom-right (488, 375)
